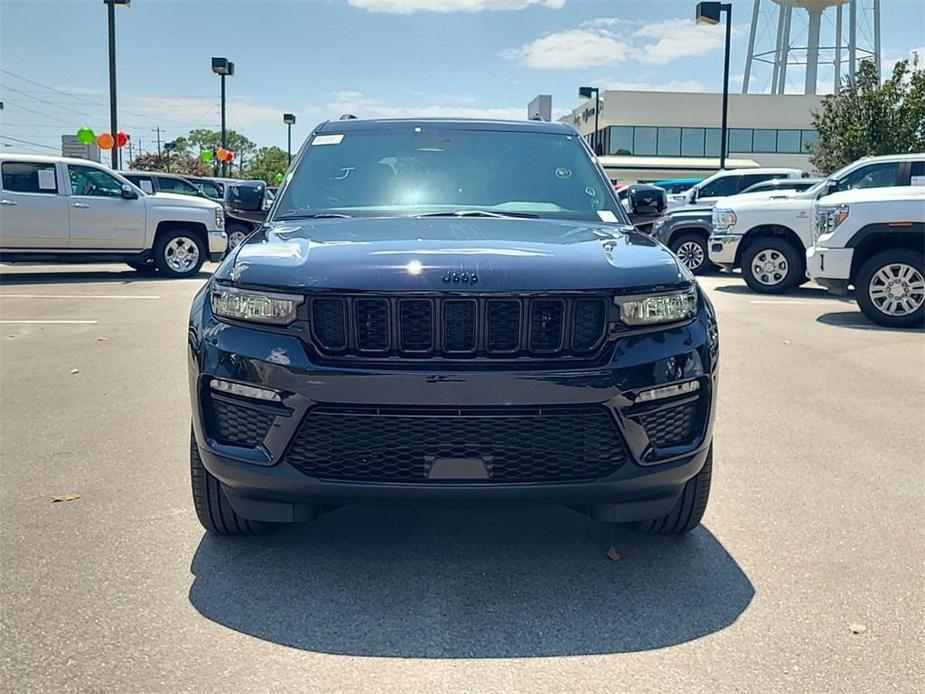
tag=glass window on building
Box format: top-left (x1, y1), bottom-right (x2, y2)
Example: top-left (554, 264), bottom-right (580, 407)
top-left (728, 128), bottom-right (753, 153)
top-left (681, 128), bottom-right (705, 157)
top-left (608, 126), bottom-right (634, 155)
top-left (705, 128), bottom-right (722, 156)
top-left (801, 130), bottom-right (819, 153)
top-left (634, 127), bottom-right (658, 155)
top-left (776, 130), bottom-right (801, 153)
top-left (657, 127), bottom-right (681, 156)
top-left (753, 129), bottom-right (777, 153)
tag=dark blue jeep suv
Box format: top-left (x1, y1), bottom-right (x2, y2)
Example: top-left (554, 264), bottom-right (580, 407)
top-left (188, 119), bottom-right (718, 535)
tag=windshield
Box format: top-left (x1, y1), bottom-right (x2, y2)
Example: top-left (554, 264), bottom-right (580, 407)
top-left (275, 128), bottom-right (625, 223)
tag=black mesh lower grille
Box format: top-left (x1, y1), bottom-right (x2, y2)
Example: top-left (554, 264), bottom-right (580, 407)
top-left (285, 406), bottom-right (627, 483)
top-left (638, 401), bottom-right (698, 447)
top-left (211, 399), bottom-right (274, 447)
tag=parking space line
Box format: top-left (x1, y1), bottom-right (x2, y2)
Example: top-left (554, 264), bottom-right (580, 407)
top-left (0, 319), bottom-right (99, 324)
top-left (0, 294), bottom-right (160, 300)
top-left (749, 300), bottom-right (812, 305)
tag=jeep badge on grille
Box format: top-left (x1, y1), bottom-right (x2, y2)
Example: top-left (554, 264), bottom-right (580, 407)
top-left (442, 271), bottom-right (479, 284)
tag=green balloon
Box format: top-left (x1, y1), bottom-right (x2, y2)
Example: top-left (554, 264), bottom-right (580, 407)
top-left (275, 172), bottom-right (284, 184)
top-left (76, 127), bottom-right (95, 145)
top-left (200, 150), bottom-right (213, 163)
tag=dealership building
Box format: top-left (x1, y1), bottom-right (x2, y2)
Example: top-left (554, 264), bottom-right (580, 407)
top-left (561, 90), bottom-right (824, 182)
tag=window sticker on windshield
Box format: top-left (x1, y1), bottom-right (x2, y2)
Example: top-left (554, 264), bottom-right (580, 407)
top-left (37, 168), bottom-right (56, 190)
top-left (312, 134), bottom-right (344, 146)
top-left (139, 180), bottom-right (154, 194)
top-left (555, 168), bottom-right (572, 179)
top-left (597, 210), bottom-right (618, 223)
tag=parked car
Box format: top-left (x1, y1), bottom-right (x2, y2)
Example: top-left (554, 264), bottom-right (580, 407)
top-left (807, 185), bottom-right (924, 327)
top-left (670, 167), bottom-right (804, 209)
top-left (739, 177), bottom-right (822, 195)
top-left (0, 154), bottom-right (226, 277)
top-left (188, 118), bottom-right (718, 536)
top-left (649, 204), bottom-right (716, 275)
top-left (652, 178), bottom-right (702, 196)
top-left (120, 171), bottom-right (209, 199)
top-left (710, 153), bottom-right (925, 293)
top-left (184, 175), bottom-right (225, 201)
top-left (615, 183), bottom-right (667, 232)
top-left (223, 179), bottom-right (270, 249)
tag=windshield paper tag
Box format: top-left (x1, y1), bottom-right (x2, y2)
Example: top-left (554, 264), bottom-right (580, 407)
top-left (597, 210), bottom-right (618, 223)
top-left (312, 134), bottom-right (344, 146)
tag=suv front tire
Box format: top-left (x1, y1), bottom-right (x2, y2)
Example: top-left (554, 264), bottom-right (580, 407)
top-left (855, 249), bottom-right (925, 328)
top-left (741, 237), bottom-right (803, 294)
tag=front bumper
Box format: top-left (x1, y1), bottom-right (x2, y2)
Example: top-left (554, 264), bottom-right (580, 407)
top-left (188, 289), bottom-right (719, 523)
top-left (708, 232), bottom-right (742, 268)
top-left (207, 230), bottom-right (228, 259)
top-left (806, 245), bottom-right (853, 295)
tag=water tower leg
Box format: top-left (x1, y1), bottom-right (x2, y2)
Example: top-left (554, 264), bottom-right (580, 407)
top-left (778, 2), bottom-right (793, 94)
top-left (742, 0), bottom-right (761, 94)
top-left (771, 0), bottom-right (787, 94)
top-left (874, 0), bottom-right (881, 81)
top-left (849, 0), bottom-right (857, 82)
top-left (835, 3), bottom-right (842, 88)
top-left (805, 8), bottom-right (822, 94)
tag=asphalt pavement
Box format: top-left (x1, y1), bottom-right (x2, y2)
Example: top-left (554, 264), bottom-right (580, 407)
top-left (1, 264), bottom-right (922, 693)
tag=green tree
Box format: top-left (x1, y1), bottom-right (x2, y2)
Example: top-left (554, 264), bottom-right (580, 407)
top-left (188, 129), bottom-right (256, 175)
top-left (245, 146), bottom-right (289, 185)
top-left (810, 55), bottom-right (925, 173)
top-left (128, 152), bottom-right (210, 177)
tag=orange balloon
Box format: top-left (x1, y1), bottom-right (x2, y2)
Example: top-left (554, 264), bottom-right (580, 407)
top-left (96, 132), bottom-right (115, 150)
top-left (216, 148), bottom-right (229, 161)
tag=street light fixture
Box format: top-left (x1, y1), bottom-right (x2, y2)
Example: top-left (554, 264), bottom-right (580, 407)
top-left (211, 57), bottom-right (234, 176)
top-left (283, 113), bottom-right (296, 167)
top-left (103, 0), bottom-right (131, 169)
top-left (578, 86), bottom-right (601, 156)
top-left (696, 1), bottom-right (733, 170)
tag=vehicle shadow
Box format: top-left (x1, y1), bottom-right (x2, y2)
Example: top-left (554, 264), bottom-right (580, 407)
top-left (0, 269), bottom-right (212, 285)
top-left (188, 505), bottom-right (753, 658)
top-left (817, 311), bottom-right (925, 333)
top-left (712, 283), bottom-right (839, 299)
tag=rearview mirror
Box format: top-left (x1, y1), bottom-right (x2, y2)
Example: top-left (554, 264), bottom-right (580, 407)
top-left (121, 184), bottom-right (138, 200)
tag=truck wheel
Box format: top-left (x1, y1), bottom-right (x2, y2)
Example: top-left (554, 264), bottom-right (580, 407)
top-left (190, 428), bottom-right (265, 535)
top-left (639, 446), bottom-right (712, 535)
top-left (741, 238), bottom-right (803, 294)
top-left (855, 249), bottom-right (925, 328)
top-left (226, 224), bottom-right (250, 251)
top-left (154, 229), bottom-right (206, 278)
top-left (670, 233), bottom-right (714, 275)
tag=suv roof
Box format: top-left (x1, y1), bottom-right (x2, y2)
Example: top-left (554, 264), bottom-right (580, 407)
top-left (316, 118), bottom-right (575, 136)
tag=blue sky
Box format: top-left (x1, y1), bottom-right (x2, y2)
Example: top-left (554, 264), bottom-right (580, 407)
top-left (1, 0), bottom-right (922, 157)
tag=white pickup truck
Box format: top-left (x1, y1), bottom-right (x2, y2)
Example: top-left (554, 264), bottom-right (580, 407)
top-left (807, 186), bottom-right (924, 328)
top-left (709, 153), bottom-right (925, 293)
top-left (0, 154), bottom-right (227, 277)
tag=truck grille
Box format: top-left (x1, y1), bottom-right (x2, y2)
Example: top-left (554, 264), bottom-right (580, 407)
top-left (309, 295), bottom-right (609, 360)
top-left (284, 405), bottom-right (627, 483)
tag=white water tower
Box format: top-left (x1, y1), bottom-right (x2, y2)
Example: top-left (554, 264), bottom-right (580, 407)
top-left (742, 0), bottom-right (881, 95)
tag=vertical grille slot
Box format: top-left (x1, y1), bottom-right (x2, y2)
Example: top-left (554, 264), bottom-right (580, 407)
top-left (355, 299), bottom-right (390, 352)
top-left (530, 299), bottom-right (565, 353)
top-left (311, 298), bottom-right (347, 352)
top-left (572, 299), bottom-right (606, 352)
top-left (443, 300), bottom-right (478, 353)
top-left (398, 299), bottom-right (434, 353)
top-left (486, 300), bottom-right (521, 353)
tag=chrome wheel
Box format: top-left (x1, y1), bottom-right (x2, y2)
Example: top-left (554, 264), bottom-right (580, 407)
top-left (751, 248), bottom-right (789, 286)
top-left (676, 241), bottom-right (705, 271)
top-left (228, 229), bottom-right (247, 249)
top-left (868, 263), bottom-right (925, 317)
top-left (164, 236), bottom-right (200, 274)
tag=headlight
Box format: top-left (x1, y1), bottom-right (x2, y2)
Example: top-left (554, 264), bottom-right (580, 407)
top-left (652, 215), bottom-right (668, 231)
top-left (214, 207), bottom-right (225, 229)
top-left (812, 204), bottom-right (849, 242)
top-left (615, 287), bottom-right (698, 326)
top-left (712, 208), bottom-right (737, 230)
top-left (211, 285), bottom-right (303, 325)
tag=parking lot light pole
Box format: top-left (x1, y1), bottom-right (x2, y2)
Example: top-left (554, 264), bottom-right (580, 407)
top-left (211, 57), bottom-right (234, 176)
top-left (578, 86), bottom-right (601, 155)
top-left (283, 113), bottom-right (296, 166)
top-left (104, 0), bottom-right (130, 170)
top-left (696, 2), bottom-right (733, 170)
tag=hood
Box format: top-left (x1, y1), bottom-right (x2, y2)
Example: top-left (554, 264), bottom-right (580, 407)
top-left (665, 204), bottom-right (713, 218)
top-left (715, 189), bottom-right (807, 206)
top-left (147, 192), bottom-right (221, 211)
top-left (818, 185), bottom-right (925, 205)
top-left (216, 216), bottom-right (691, 293)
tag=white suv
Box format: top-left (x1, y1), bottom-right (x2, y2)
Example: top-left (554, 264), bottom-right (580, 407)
top-left (0, 154), bottom-right (227, 277)
top-left (710, 154), bottom-right (925, 293)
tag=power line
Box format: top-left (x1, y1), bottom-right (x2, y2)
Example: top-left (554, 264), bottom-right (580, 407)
top-left (0, 134), bottom-right (59, 151)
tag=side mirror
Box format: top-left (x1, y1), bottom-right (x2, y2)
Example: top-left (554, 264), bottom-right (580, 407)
top-left (629, 188), bottom-right (666, 216)
top-left (121, 184), bottom-right (138, 200)
top-left (689, 188), bottom-right (699, 202)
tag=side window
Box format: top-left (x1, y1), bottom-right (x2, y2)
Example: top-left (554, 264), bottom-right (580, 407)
top-left (68, 165), bottom-right (124, 198)
top-left (739, 173), bottom-right (778, 192)
top-left (910, 161), bottom-right (925, 185)
top-left (129, 176), bottom-right (155, 194)
top-left (832, 162), bottom-right (900, 193)
top-left (699, 175), bottom-right (741, 198)
top-left (1, 161), bottom-right (58, 194)
top-left (157, 176), bottom-right (200, 196)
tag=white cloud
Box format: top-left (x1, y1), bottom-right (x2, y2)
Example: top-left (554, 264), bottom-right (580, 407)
top-left (883, 46), bottom-right (925, 75)
top-left (501, 29), bottom-right (632, 70)
top-left (633, 18), bottom-right (729, 64)
top-left (346, 0), bottom-right (564, 13)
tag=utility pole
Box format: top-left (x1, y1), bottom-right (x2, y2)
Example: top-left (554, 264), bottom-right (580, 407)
top-left (152, 127), bottom-right (162, 160)
top-left (106, 0), bottom-right (119, 169)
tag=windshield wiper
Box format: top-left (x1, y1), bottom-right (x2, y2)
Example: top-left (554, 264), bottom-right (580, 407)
top-left (275, 211), bottom-right (353, 220)
top-left (412, 210), bottom-right (539, 219)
